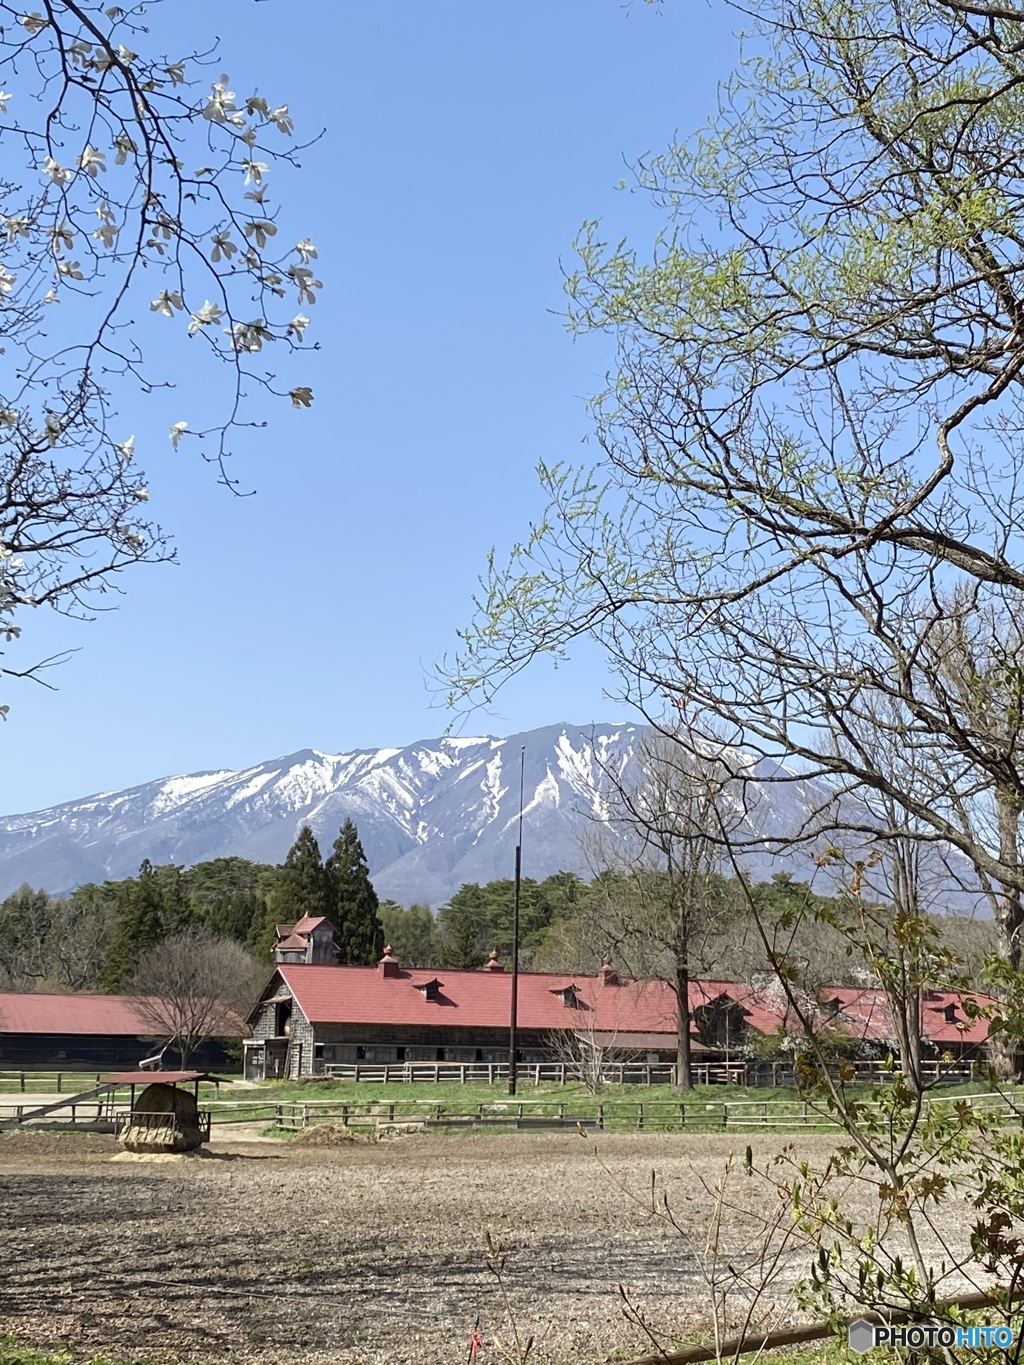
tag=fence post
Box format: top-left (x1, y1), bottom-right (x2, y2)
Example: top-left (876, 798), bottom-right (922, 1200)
top-left (302, 1105), bottom-right (309, 1129)
top-left (559, 1063), bottom-right (566, 1085)
top-left (772, 1063), bottom-right (779, 1087)
top-left (57, 1073), bottom-right (62, 1094)
top-left (637, 1104), bottom-right (644, 1131)
top-left (19, 1072), bottom-right (24, 1093)
top-left (460, 1065), bottom-right (466, 1084)
top-left (722, 1104), bottom-right (728, 1130)
top-left (679, 1103), bottom-right (685, 1128)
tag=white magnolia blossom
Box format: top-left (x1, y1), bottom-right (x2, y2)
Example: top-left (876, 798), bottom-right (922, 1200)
top-left (43, 412), bottom-right (62, 446)
top-left (295, 238), bottom-right (317, 264)
top-left (242, 159), bottom-right (269, 186)
top-left (243, 219), bottom-right (276, 249)
top-left (287, 313), bottom-right (310, 342)
top-left (0, 92), bottom-right (11, 114)
top-left (116, 44), bottom-right (137, 64)
top-left (0, 409), bottom-right (17, 426)
top-left (117, 435), bottom-right (135, 461)
top-left (169, 421), bottom-right (188, 450)
top-left (41, 156), bottom-right (70, 185)
top-left (165, 60), bottom-right (186, 85)
top-left (42, 289), bottom-right (58, 304)
top-left (131, 486), bottom-right (148, 502)
top-left (0, 268), bottom-right (15, 295)
top-left (269, 105), bottom-right (294, 135)
top-left (211, 231), bottom-right (237, 262)
top-left (3, 215), bottom-right (29, 243)
top-left (150, 289), bottom-right (184, 317)
top-left (79, 144), bottom-right (106, 176)
top-left (188, 300), bottom-right (223, 333)
top-left (225, 319), bottom-right (274, 352)
top-left (21, 13), bottom-right (46, 35)
top-left (51, 221), bottom-right (74, 251)
top-left (289, 386), bottom-right (313, 409)
top-left (93, 222), bottom-right (117, 249)
top-left (56, 259), bottom-right (83, 279)
top-left (113, 133), bottom-right (137, 165)
top-left (287, 265), bottom-right (322, 305)
top-left (204, 75), bottom-right (244, 127)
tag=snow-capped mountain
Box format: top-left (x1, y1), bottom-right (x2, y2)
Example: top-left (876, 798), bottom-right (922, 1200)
top-left (0, 721), bottom-right (966, 905)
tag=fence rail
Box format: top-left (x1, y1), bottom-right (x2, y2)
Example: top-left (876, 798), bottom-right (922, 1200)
top-left (264, 1087), bottom-right (1022, 1135)
top-left (319, 1058), bottom-right (977, 1087)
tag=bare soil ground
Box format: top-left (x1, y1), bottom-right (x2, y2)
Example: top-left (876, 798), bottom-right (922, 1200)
top-left (0, 1128), bottom-right (966, 1365)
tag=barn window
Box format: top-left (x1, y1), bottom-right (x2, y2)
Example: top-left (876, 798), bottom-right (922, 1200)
top-left (356, 1045), bottom-right (367, 1060)
top-left (417, 978), bottom-right (444, 1001)
top-left (436, 1047), bottom-right (445, 1061)
top-left (396, 1046), bottom-right (406, 1061)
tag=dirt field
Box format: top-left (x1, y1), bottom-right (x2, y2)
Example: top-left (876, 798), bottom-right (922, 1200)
top-left (0, 1127), bottom-right (960, 1365)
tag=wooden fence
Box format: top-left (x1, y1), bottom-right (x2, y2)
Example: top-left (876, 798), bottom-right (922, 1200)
top-left (320, 1058), bottom-right (977, 1087)
top-left (265, 1087), bottom-right (1023, 1135)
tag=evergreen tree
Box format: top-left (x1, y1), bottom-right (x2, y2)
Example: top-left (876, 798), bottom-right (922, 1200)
top-left (274, 825), bottom-right (330, 927)
top-left (326, 819), bottom-right (384, 964)
top-left (100, 859), bottom-right (166, 990)
top-left (438, 882), bottom-right (491, 969)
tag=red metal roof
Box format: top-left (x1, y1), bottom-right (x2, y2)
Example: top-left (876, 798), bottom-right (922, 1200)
top-left (0, 991), bottom-right (157, 1036)
top-left (258, 967), bottom-right (991, 1049)
top-left (0, 991), bottom-right (246, 1039)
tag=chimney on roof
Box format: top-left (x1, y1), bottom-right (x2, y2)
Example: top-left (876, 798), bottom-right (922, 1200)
top-left (379, 945), bottom-right (401, 979)
top-left (482, 949), bottom-right (504, 973)
top-left (597, 955), bottom-right (620, 987)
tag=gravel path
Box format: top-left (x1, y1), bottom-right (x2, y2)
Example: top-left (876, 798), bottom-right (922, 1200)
top-left (0, 1128), bottom-right (950, 1364)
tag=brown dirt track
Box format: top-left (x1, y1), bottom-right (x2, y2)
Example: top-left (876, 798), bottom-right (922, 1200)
top-left (0, 1128), bottom-right (945, 1364)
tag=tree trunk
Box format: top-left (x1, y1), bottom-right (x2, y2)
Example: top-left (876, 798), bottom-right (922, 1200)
top-left (990, 791), bottom-right (1024, 1081)
top-left (676, 962), bottom-right (693, 1092)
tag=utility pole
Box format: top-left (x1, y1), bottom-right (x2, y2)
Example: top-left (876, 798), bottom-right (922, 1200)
top-left (508, 745), bottom-right (526, 1096)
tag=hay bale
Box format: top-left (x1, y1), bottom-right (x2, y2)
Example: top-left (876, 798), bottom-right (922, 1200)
top-left (120, 1083), bottom-right (204, 1154)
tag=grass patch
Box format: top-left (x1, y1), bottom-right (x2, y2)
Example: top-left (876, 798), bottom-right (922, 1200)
top-left (0, 1339), bottom-right (150, 1365)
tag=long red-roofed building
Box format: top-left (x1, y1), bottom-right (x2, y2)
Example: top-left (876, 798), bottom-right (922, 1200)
top-left (0, 991), bottom-right (244, 1069)
top-left (243, 945), bottom-right (991, 1081)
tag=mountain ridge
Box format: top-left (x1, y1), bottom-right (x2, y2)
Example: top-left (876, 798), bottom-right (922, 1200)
top-left (0, 721), bottom-right (979, 910)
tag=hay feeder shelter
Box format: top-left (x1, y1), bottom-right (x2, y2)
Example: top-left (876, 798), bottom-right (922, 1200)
top-left (110, 1070), bottom-right (220, 1153)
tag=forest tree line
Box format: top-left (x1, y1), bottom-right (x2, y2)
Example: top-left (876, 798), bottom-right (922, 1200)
top-left (0, 818), bottom-right (998, 996)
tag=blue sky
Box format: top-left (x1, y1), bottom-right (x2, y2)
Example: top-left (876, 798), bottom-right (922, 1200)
top-left (3, 0), bottom-right (739, 813)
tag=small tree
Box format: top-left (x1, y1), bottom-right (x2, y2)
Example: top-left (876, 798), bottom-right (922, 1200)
top-left (584, 725), bottom-right (741, 1091)
top-left (326, 818), bottom-right (384, 964)
top-left (130, 928), bottom-right (263, 1067)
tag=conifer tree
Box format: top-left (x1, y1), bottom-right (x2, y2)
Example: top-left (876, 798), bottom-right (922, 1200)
top-left (100, 859), bottom-right (166, 990)
top-left (326, 819), bottom-right (384, 964)
top-left (274, 826), bottom-right (331, 927)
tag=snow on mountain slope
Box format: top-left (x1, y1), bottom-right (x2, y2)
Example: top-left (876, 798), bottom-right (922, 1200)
top-left (0, 721), bottom-right (982, 908)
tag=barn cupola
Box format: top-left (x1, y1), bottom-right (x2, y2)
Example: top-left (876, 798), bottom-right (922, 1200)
top-left (596, 955), bottom-right (620, 987)
top-left (378, 945), bottom-right (401, 979)
top-left (482, 949), bottom-right (505, 973)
